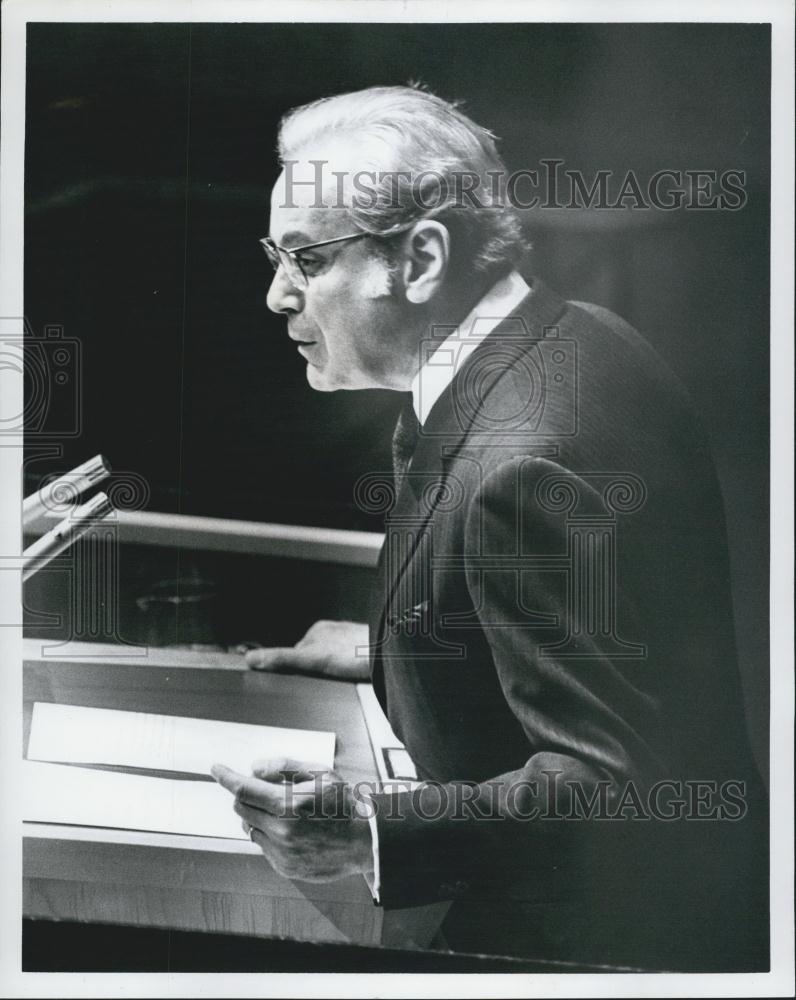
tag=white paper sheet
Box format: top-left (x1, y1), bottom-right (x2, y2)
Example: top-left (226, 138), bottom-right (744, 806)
top-left (27, 702), bottom-right (335, 776)
top-left (22, 760), bottom-right (247, 840)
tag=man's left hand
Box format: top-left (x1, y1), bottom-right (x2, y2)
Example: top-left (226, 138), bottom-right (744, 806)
top-left (211, 758), bottom-right (374, 882)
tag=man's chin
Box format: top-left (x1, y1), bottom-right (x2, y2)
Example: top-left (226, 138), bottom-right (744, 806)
top-left (304, 363), bottom-right (337, 392)
top-left (304, 362), bottom-right (372, 392)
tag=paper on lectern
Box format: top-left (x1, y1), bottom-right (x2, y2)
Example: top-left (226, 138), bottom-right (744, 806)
top-left (27, 702), bottom-right (336, 775)
top-left (22, 759), bottom-right (249, 840)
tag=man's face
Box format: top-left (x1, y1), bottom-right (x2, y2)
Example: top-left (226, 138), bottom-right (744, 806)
top-left (265, 159), bottom-right (415, 392)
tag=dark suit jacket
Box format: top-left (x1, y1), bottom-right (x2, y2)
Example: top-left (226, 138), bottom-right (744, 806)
top-left (366, 277), bottom-right (768, 970)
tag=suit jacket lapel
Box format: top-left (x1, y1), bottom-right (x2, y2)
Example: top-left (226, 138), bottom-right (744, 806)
top-left (370, 277), bottom-right (568, 672)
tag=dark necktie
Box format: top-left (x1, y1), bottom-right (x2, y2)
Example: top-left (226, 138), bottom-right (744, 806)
top-left (392, 393), bottom-right (420, 493)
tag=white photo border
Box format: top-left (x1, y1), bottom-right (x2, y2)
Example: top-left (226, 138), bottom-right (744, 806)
top-left (1, 1), bottom-right (792, 997)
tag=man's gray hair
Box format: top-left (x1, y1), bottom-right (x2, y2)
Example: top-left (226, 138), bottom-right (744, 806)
top-left (277, 84), bottom-right (529, 277)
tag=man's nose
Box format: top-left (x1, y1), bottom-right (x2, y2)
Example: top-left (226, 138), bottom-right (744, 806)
top-left (266, 267), bottom-right (304, 315)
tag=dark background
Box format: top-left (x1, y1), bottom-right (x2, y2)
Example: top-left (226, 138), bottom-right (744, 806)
top-left (23, 23), bottom-right (770, 779)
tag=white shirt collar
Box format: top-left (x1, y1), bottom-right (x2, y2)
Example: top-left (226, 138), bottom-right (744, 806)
top-left (410, 270), bottom-right (531, 425)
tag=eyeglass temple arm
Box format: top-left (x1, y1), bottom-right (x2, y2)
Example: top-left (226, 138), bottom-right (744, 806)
top-left (261, 231), bottom-right (370, 254)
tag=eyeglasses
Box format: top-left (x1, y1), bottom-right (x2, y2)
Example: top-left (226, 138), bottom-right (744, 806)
top-left (259, 230), bottom-right (372, 290)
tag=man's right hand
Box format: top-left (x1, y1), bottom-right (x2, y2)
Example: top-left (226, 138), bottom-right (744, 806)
top-left (245, 620), bottom-right (371, 681)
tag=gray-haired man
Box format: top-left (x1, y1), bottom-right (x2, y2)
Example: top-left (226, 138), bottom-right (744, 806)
top-left (213, 86), bottom-right (767, 970)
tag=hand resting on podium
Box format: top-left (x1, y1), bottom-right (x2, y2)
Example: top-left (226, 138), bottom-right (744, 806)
top-left (244, 620), bottom-right (370, 681)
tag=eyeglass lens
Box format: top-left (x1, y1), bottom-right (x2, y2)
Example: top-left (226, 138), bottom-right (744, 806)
top-left (261, 240), bottom-right (307, 289)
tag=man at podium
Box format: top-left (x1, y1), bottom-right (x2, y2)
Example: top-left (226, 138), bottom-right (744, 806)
top-left (213, 85), bottom-right (767, 971)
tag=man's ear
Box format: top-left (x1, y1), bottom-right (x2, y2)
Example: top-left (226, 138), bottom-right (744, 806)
top-left (402, 221), bottom-right (450, 304)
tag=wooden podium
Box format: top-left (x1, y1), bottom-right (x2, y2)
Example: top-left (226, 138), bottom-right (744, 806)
top-left (22, 644), bottom-right (445, 951)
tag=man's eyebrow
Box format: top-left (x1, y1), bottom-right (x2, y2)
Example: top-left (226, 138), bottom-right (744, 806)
top-left (278, 230), bottom-right (314, 249)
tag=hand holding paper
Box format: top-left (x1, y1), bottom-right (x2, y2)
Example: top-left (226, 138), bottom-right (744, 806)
top-left (24, 703), bottom-right (337, 843)
top-left (211, 757), bottom-right (374, 882)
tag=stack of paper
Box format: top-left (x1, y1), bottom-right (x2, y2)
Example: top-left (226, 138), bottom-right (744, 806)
top-left (24, 702), bottom-right (336, 840)
top-left (23, 759), bottom-right (249, 839)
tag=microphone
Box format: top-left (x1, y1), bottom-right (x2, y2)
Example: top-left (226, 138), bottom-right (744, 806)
top-left (23, 454), bottom-right (111, 530)
top-left (22, 492), bottom-right (113, 582)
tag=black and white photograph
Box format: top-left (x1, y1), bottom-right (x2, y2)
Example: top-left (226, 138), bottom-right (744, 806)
top-left (0, 0), bottom-right (793, 995)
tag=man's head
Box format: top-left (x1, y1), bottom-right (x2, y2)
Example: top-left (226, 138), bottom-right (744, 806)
top-left (265, 85), bottom-right (527, 392)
